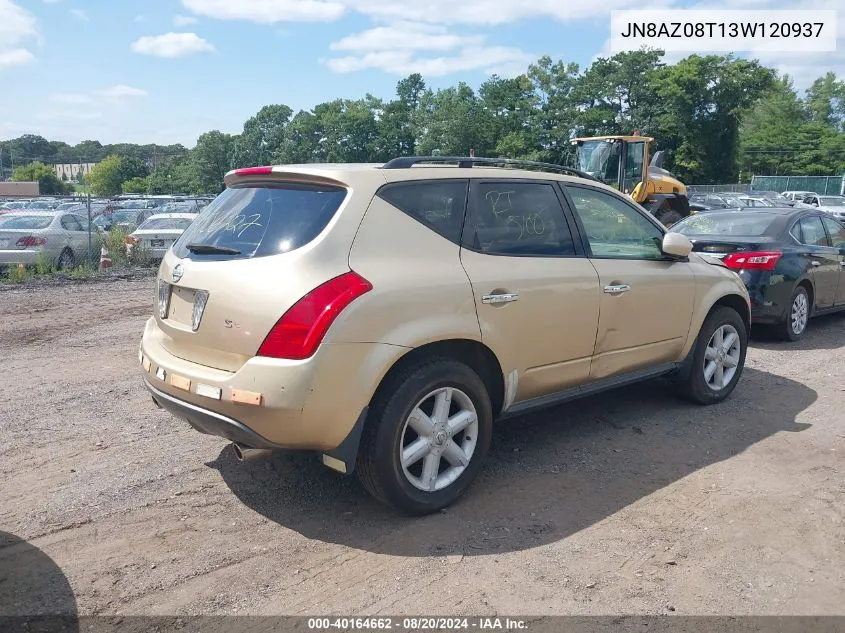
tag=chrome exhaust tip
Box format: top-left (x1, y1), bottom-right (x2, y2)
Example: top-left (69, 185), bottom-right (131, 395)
top-left (232, 443), bottom-right (273, 462)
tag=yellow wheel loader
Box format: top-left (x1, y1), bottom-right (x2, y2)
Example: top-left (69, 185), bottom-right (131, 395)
top-left (570, 135), bottom-right (691, 226)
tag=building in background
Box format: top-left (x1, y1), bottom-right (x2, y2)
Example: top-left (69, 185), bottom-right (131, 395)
top-left (0, 181), bottom-right (39, 196)
top-left (53, 163), bottom-right (97, 183)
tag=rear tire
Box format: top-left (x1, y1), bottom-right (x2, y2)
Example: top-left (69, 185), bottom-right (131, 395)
top-left (777, 286), bottom-right (810, 342)
top-left (56, 248), bottom-right (75, 271)
top-left (356, 358), bottom-right (493, 515)
top-left (676, 306), bottom-right (747, 405)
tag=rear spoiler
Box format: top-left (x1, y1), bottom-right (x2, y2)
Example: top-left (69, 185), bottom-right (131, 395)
top-left (223, 166), bottom-right (349, 189)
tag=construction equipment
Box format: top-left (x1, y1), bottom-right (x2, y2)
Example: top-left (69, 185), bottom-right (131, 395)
top-left (570, 135), bottom-right (691, 226)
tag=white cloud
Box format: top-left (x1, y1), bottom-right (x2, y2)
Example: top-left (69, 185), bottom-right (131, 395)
top-left (95, 85), bottom-right (148, 101)
top-left (341, 0), bottom-right (651, 25)
top-left (131, 32), bottom-right (216, 58)
top-left (70, 8), bottom-right (89, 21)
top-left (0, 47), bottom-right (34, 67)
top-left (326, 22), bottom-right (533, 77)
top-left (173, 14), bottom-right (198, 26)
top-left (50, 92), bottom-right (94, 104)
top-left (181, 0), bottom-right (345, 23)
top-left (0, 0), bottom-right (39, 68)
top-left (330, 21), bottom-right (484, 53)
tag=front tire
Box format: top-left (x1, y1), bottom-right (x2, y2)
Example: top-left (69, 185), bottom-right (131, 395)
top-left (677, 306), bottom-right (748, 405)
top-left (356, 358), bottom-right (493, 515)
top-left (777, 285), bottom-right (810, 342)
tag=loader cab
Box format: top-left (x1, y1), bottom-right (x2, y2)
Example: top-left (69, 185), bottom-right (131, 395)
top-left (572, 135), bottom-right (650, 196)
top-left (571, 134), bottom-right (690, 227)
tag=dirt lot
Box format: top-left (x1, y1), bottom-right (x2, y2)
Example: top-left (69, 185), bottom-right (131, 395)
top-left (1, 277), bottom-right (843, 617)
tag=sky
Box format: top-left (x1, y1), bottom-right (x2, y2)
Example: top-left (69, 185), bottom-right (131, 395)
top-left (0, 0), bottom-right (843, 149)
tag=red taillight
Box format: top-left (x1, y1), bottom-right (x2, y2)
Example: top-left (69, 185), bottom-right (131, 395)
top-left (233, 166), bottom-right (273, 177)
top-left (723, 251), bottom-right (782, 270)
top-left (16, 236), bottom-right (47, 248)
top-left (257, 272), bottom-right (373, 360)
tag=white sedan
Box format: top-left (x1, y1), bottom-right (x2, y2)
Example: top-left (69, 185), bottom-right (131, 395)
top-left (125, 213), bottom-right (196, 261)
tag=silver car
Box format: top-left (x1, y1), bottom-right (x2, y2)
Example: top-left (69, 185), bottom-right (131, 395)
top-left (125, 213), bottom-right (196, 261)
top-left (0, 211), bottom-right (100, 270)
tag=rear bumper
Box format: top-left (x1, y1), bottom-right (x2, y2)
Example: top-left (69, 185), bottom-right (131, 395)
top-left (139, 317), bottom-right (406, 451)
top-left (0, 249), bottom-right (47, 265)
top-left (146, 379), bottom-right (281, 449)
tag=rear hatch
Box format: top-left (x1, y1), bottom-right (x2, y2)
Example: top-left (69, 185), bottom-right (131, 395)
top-left (155, 178), bottom-right (353, 372)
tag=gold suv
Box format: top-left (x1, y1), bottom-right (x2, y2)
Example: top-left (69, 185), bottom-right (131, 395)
top-left (140, 157), bottom-right (751, 514)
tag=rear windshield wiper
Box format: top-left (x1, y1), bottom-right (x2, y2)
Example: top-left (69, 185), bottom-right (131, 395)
top-left (186, 243), bottom-right (241, 255)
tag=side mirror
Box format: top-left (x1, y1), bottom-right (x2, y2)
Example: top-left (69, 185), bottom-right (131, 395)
top-left (662, 232), bottom-right (693, 258)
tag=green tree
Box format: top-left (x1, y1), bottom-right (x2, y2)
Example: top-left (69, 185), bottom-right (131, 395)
top-left (122, 176), bottom-right (150, 194)
top-left (527, 56), bottom-right (580, 164)
top-left (86, 155), bottom-right (125, 196)
top-left (232, 104), bottom-right (294, 168)
top-left (415, 83), bottom-right (491, 156)
top-left (191, 130), bottom-right (235, 193)
top-left (805, 72), bottom-right (845, 131)
top-left (12, 161), bottom-right (72, 195)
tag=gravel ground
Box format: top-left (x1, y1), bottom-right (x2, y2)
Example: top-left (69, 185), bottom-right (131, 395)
top-left (0, 278), bottom-right (843, 617)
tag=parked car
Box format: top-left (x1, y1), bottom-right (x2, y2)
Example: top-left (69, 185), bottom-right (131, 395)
top-left (140, 157), bottom-right (752, 515)
top-left (0, 211), bottom-right (100, 270)
top-left (690, 193), bottom-right (774, 210)
top-left (783, 190), bottom-right (818, 203)
top-left (0, 201), bottom-right (31, 214)
top-left (125, 213), bottom-right (196, 261)
top-left (798, 194), bottom-right (845, 222)
top-left (671, 207), bottom-right (845, 341)
top-left (752, 190), bottom-right (794, 206)
top-left (94, 209), bottom-right (157, 233)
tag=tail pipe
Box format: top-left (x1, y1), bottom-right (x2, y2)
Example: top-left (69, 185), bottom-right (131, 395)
top-left (232, 443), bottom-right (273, 462)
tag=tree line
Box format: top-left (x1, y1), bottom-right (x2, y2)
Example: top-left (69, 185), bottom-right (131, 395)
top-left (3, 50), bottom-right (845, 196)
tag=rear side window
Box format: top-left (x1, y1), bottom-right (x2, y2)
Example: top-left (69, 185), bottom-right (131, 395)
top-left (797, 216), bottom-right (829, 246)
top-left (464, 182), bottom-right (576, 256)
top-left (172, 184), bottom-right (347, 260)
top-left (377, 180), bottom-right (468, 244)
top-left (61, 215), bottom-right (83, 231)
top-left (140, 218), bottom-right (193, 231)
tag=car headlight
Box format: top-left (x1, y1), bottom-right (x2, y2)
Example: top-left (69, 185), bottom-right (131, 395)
top-left (158, 281), bottom-right (171, 319)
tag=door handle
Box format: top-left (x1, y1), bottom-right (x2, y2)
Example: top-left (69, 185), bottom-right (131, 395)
top-left (811, 261), bottom-right (821, 267)
top-left (482, 293), bottom-right (519, 305)
top-left (603, 284), bottom-right (631, 295)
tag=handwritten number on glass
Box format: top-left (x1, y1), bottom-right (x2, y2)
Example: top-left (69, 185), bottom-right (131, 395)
top-left (506, 213), bottom-right (545, 240)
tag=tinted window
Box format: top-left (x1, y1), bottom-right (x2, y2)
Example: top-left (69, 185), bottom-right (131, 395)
top-left (567, 186), bottom-right (664, 260)
top-left (378, 180), bottom-right (468, 244)
top-left (673, 213), bottom-right (777, 237)
top-left (465, 182), bottom-right (576, 256)
top-left (139, 217), bottom-right (194, 231)
top-left (61, 215), bottom-right (83, 231)
top-left (798, 216), bottom-right (829, 246)
top-left (0, 215), bottom-right (53, 229)
top-left (172, 184), bottom-right (346, 260)
top-left (820, 197), bottom-right (845, 207)
top-left (822, 217), bottom-right (845, 248)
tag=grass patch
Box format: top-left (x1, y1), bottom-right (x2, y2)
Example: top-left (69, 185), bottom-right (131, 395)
top-left (3, 265), bottom-right (32, 284)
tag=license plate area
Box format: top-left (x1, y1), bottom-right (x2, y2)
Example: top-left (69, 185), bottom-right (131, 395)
top-left (151, 240), bottom-right (166, 247)
top-left (169, 286), bottom-right (198, 325)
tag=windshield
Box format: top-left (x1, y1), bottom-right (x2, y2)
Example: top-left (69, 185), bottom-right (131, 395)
top-left (138, 217), bottom-right (193, 231)
top-left (575, 141), bottom-right (621, 187)
top-left (172, 184), bottom-right (347, 260)
top-left (0, 215), bottom-right (54, 229)
top-left (673, 212), bottom-right (777, 237)
top-left (820, 197), bottom-right (845, 206)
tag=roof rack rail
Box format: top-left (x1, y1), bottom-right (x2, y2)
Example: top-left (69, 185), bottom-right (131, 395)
top-left (381, 156), bottom-right (599, 182)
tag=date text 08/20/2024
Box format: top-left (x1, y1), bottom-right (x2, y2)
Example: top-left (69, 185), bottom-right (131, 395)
top-left (307, 618), bottom-right (529, 631)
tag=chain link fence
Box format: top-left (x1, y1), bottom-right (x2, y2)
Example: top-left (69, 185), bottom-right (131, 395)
top-left (750, 175), bottom-right (845, 195)
top-left (686, 184), bottom-right (752, 194)
top-left (0, 194), bottom-right (214, 281)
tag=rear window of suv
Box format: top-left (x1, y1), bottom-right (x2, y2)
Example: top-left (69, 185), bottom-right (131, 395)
top-left (172, 184), bottom-right (347, 260)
